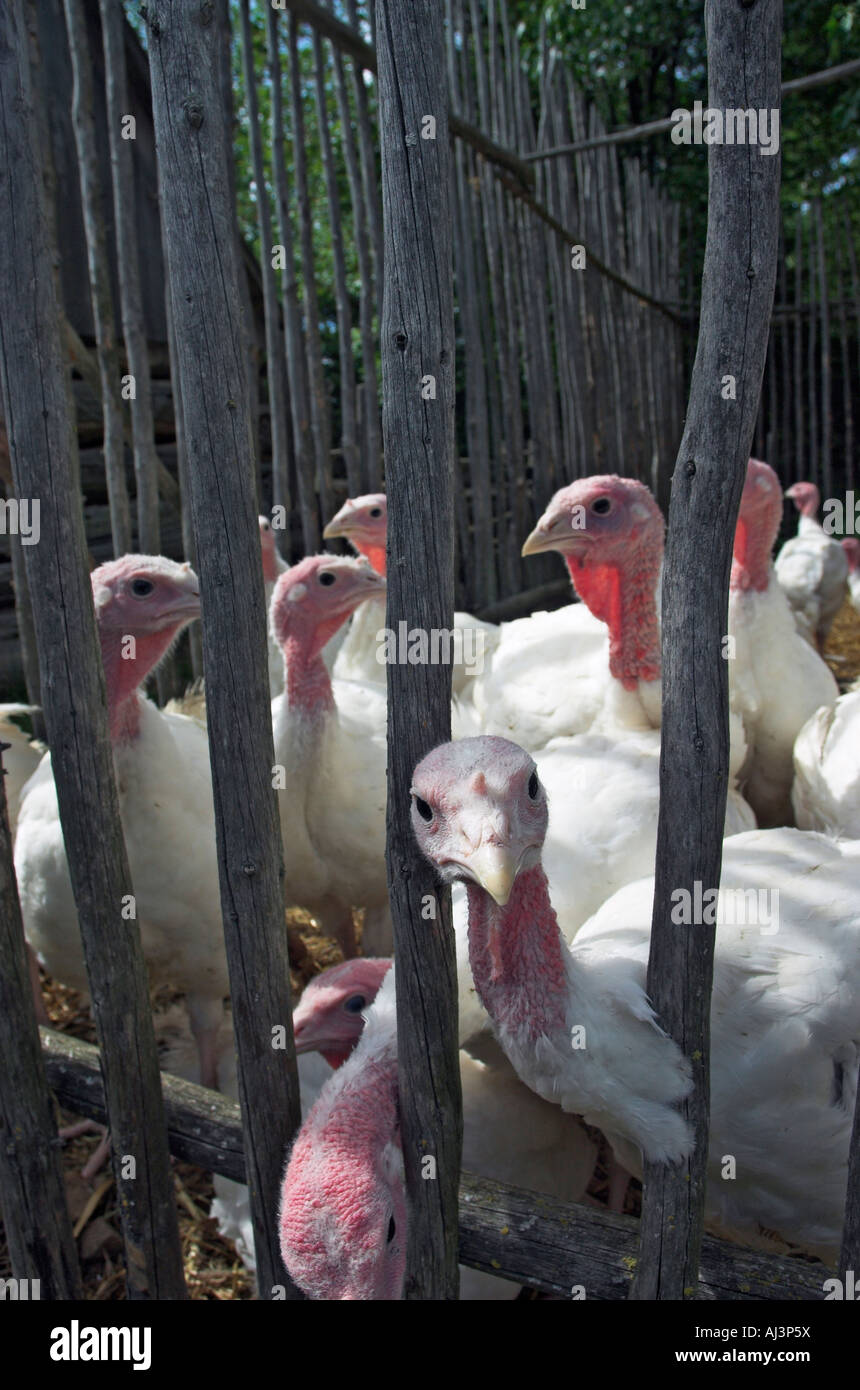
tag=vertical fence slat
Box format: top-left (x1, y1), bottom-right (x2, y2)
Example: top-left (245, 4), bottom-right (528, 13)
top-left (630, 0), bottom-right (782, 1301)
top-left (313, 27), bottom-right (360, 497)
top-left (239, 0), bottom-right (292, 530)
top-left (329, 22), bottom-right (381, 492)
top-left (376, 0), bottom-right (462, 1301)
top-left (147, 0), bottom-right (303, 1299)
top-left (815, 198), bottom-right (832, 498)
top-left (63, 0), bottom-right (131, 558)
top-left (288, 12), bottom-right (334, 523)
top-left (0, 0), bottom-right (187, 1299)
top-left (99, 0), bottom-right (160, 557)
top-left (267, 3), bottom-right (318, 555)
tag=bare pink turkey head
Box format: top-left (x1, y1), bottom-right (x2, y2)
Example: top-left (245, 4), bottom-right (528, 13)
top-left (270, 554), bottom-right (386, 657)
top-left (259, 516), bottom-right (284, 584)
top-left (410, 736), bottom-right (548, 907)
top-left (785, 481), bottom-right (821, 518)
top-left (732, 458), bottom-right (783, 592)
top-left (280, 973), bottom-right (406, 1300)
top-left (292, 959), bottom-right (392, 1069)
top-left (323, 493), bottom-right (387, 576)
top-left (92, 555), bottom-right (201, 740)
top-left (841, 538), bottom-right (860, 574)
top-left (523, 475), bottom-right (663, 689)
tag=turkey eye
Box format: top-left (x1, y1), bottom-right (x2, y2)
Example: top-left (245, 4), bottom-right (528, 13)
top-left (527, 771), bottom-right (539, 800)
top-left (319, 572), bottom-right (337, 586)
top-left (386, 1215), bottom-right (396, 1243)
top-left (414, 796), bottom-right (433, 822)
top-left (591, 497), bottom-right (612, 515)
top-left (344, 994), bottom-right (366, 1013)
top-left (130, 578), bottom-right (154, 597)
top-left (369, 507), bottom-right (382, 518)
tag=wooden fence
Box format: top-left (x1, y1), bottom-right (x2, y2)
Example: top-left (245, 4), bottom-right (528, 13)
top-left (1, 0), bottom-right (858, 1305)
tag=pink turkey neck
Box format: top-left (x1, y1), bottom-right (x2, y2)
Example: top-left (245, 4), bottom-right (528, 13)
top-left (282, 1048), bottom-right (401, 1282)
top-left (281, 609), bottom-right (356, 716)
top-left (565, 540), bottom-right (661, 690)
top-left (100, 622), bottom-right (185, 744)
top-left (352, 536), bottom-right (387, 578)
top-left (731, 494), bottom-right (782, 593)
top-left (466, 865), bottom-right (569, 1044)
top-left (793, 487), bottom-right (820, 519)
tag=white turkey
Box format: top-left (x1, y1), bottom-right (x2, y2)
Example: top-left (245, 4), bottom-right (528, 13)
top-left (842, 538), bottom-right (860, 613)
top-left (774, 480), bottom-right (848, 651)
top-left (469, 475), bottom-right (662, 749)
top-left (729, 460), bottom-right (838, 827)
top-left (412, 735), bottom-right (860, 1267)
top-left (323, 492), bottom-right (497, 693)
top-left (0, 703), bottom-right (42, 834)
top-left (481, 477), bottom-right (755, 938)
top-left (15, 555), bottom-right (229, 1089)
top-left (279, 960), bottom-right (597, 1300)
top-left (259, 515), bottom-right (288, 697)
top-left (270, 553), bottom-right (391, 956)
top-left (792, 686), bottom-right (860, 838)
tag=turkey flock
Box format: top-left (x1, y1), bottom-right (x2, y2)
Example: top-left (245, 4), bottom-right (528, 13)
top-left (8, 458), bottom-right (860, 1300)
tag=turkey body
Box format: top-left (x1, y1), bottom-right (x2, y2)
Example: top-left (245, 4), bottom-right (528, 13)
top-left (16, 697), bottom-right (228, 1027)
top-left (775, 508), bottom-right (848, 650)
top-left (272, 677), bottom-right (391, 953)
top-left (792, 687), bottom-right (860, 837)
top-left (573, 827), bottom-right (859, 1261)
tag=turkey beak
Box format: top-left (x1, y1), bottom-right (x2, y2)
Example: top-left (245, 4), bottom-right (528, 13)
top-left (521, 509), bottom-right (572, 558)
top-left (465, 842), bottom-right (520, 906)
top-left (323, 504), bottom-right (354, 541)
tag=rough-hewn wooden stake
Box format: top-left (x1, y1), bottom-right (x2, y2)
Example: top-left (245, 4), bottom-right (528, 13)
top-left (267, 1), bottom-right (318, 554)
top-left (0, 766), bottom-right (81, 1300)
top-left (63, 0), bottom-right (131, 558)
top-left (146, 0), bottom-right (303, 1299)
top-left (313, 27), bottom-right (360, 496)
top-left (288, 11), bottom-right (333, 522)
top-left (0, 0), bottom-right (186, 1300)
top-left (376, 0), bottom-right (462, 1301)
top-left (99, 0), bottom-right (161, 558)
top-left (630, 0), bottom-right (782, 1301)
top-left (239, 0), bottom-right (291, 528)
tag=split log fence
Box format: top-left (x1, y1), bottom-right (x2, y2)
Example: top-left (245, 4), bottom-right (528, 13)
top-left (0, 0), bottom-right (858, 1305)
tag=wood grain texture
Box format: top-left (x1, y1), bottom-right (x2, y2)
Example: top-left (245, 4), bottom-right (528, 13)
top-left (266, 2), bottom-right (318, 555)
top-left (376, 0), bottom-right (463, 1301)
top-left (62, 0), bottom-right (131, 558)
top-left (146, 0), bottom-right (303, 1300)
top-left (99, 0), bottom-right (161, 558)
top-left (0, 781), bottom-right (81, 1298)
top-left (238, 0), bottom-right (291, 529)
top-left (0, 0), bottom-right (186, 1300)
top-left (41, 1032), bottom-right (832, 1300)
top-left (631, 0), bottom-right (782, 1301)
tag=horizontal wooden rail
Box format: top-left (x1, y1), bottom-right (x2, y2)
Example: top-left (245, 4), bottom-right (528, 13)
top-left (523, 59), bottom-right (860, 161)
top-left (42, 1027), bottom-right (828, 1300)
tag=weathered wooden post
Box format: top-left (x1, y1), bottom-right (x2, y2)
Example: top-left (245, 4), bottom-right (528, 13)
top-left (146, 0), bottom-right (303, 1298)
top-left (0, 0), bottom-right (186, 1300)
top-left (99, 0), bottom-right (161, 559)
top-left (0, 760), bottom-right (81, 1300)
top-left (238, 0), bottom-right (291, 529)
top-left (63, 0), bottom-right (131, 558)
top-left (376, 0), bottom-right (463, 1300)
top-left (630, 0), bottom-right (782, 1300)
